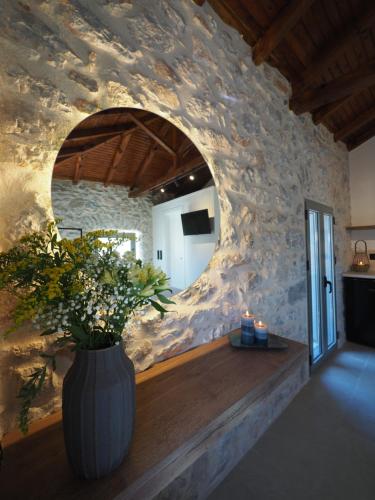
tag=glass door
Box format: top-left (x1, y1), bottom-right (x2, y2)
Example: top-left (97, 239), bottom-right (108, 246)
top-left (305, 200), bottom-right (337, 365)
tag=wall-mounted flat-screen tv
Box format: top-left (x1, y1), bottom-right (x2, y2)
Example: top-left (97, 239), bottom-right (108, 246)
top-left (181, 209), bottom-right (212, 235)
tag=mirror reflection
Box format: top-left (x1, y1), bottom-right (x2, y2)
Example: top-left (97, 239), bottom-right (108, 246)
top-left (52, 108), bottom-right (220, 295)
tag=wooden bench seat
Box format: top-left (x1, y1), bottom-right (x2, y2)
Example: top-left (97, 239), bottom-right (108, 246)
top-left (1, 332), bottom-right (308, 500)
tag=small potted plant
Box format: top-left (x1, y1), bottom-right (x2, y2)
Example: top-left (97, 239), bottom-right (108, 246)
top-left (0, 221), bottom-right (173, 479)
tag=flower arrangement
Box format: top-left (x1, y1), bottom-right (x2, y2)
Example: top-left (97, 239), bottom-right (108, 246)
top-left (0, 221), bottom-right (173, 433)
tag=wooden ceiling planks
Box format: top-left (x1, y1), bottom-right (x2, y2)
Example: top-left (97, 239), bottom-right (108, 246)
top-left (253, 0), bottom-right (315, 66)
top-left (53, 109), bottom-right (210, 197)
top-left (196, 0), bottom-right (375, 149)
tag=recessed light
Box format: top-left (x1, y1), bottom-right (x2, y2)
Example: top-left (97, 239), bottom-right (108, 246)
top-left (189, 175), bottom-right (195, 181)
top-left (160, 188), bottom-right (165, 193)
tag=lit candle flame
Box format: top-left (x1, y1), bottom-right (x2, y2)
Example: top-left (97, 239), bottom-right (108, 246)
top-left (246, 310), bottom-right (250, 316)
top-left (258, 321), bottom-right (263, 326)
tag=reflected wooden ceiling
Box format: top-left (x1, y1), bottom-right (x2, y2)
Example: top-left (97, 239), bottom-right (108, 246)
top-left (196, 0), bottom-right (375, 150)
top-left (53, 108), bottom-right (210, 197)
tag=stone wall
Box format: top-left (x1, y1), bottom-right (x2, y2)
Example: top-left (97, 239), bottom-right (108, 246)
top-left (0, 0), bottom-right (351, 437)
top-left (52, 179), bottom-right (154, 262)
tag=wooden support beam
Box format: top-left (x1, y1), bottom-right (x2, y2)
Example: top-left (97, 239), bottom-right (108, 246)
top-left (172, 126), bottom-right (177, 150)
top-left (347, 119), bottom-right (375, 151)
top-left (129, 155), bottom-right (206, 198)
top-left (206, 1), bottom-right (297, 79)
top-left (73, 156), bottom-right (82, 184)
top-left (65, 116), bottom-right (159, 142)
top-left (299, 4), bottom-right (375, 89)
top-left (66, 126), bottom-right (132, 143)
top-left (127, 112), bottom-right (177, 158)
top-left (55, 128), bottom-right (137, 165)
top-left (104, 133), bottom-right (132, 186)
top-left (131, 144), bottom-right (158, 191)
top-left (207, 0), bottom-right (259, 46)
top-left (57, 136), bottom-right (121, 162)
top-left (252, 0), bottom-right (315, 65)
top-left (290, 60), bottom-right (375, 114)
top-left (130, 121), bottom-right (172, 190)
top-left (312, 97), bottom-right (350, 125)
top-left (177, 135), bottom-right (191, 156)
top-left (334, 105), bottom-right (375, 142)
top-left (171, 127), bottom-right (178, 171)
top-left (57, 136), bottom-right (122, 159)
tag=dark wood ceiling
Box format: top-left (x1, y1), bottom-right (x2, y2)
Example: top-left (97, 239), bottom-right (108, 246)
top-left (53, 108), bottom-right (210, 197)
top-left (196, 0), bottom-right (375, 150)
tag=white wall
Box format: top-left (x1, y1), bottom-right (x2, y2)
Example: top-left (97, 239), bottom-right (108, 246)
top-left (152, 186), bottom-right (220, 291)
top-left (349, 137), bottom-right (375, 269)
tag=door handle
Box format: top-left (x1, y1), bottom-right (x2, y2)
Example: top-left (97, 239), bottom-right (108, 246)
top-left (323, 276), bottom-right (332, 294)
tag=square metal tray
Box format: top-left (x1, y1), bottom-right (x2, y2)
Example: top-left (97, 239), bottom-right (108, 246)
top-left (229, 330), bottom-right (288, 350)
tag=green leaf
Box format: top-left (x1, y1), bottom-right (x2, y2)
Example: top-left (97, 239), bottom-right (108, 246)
top-left (69, 324), bottom-right (88, 343)
top-left (17, 363), bottom-right (48, 434)
top-left (154, 286), bottom-right (172, 294)
top-left (40, 353), bottom-right (57, 371)
top-left (156, 294), bottom-right (175, 305)
top-left (149, 299), bottom-right (168, 318)
top-left (54, 335), bottom-right (73, 348)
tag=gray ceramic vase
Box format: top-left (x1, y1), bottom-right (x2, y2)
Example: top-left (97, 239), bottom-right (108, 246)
top-left (62, 342), bottom-right (135, 479)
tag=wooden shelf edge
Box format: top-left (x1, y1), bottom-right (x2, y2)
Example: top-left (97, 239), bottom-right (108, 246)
top-left (2, 411), bottom-right (62, 448)
top-left (346, 225), bottom-right (375, 231)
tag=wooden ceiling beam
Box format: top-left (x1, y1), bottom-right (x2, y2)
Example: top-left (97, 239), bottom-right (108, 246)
top-left (57, 137), bottom-right (118, 159)
top-left (127, 112), bottom-right (177, 158)
top-left (207, 0), bottom-right (259, 46)
top-left (252, 0), bottom-right (315, 65)
top-left (130, 144), bottom-right (158, 191)
top-left (334, 105), bottom-right (375, 142)
top-left (177, 135), bottom-right (191, 156)
top-left (171, 126), bottom-right (178, 171)
top-left (55, 128), bottom-right (137, 165)
top-left (129, 155), bottom-right (206, 198)
top-left (130, 121), bottom-right (172, 190)
top-left (347, 119), bottom-right (375, 151)
top-left (312, 96), bottom-right (351, 125)
top-left (206, 1), bottom-right (298, 80)
top-left (299, 3), bottom-right (375, 89)
top-left (65, 116), bottom-right (160, 142)
top-left (290, 60), bottom-right (375, 114)
top-left (104, 133), bottom-right (133, 186)
top-left (73, 156), bottom-right (82, 184)
top-left (130, 121), bottom-right (173, 190)
top-left (65, 131), bottom-right (120, 143)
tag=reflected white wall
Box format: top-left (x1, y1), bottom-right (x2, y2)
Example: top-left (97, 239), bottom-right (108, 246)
top-left (152, 186), bottom-right (220, 291)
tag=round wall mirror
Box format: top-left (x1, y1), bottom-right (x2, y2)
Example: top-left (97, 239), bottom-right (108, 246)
top-left (51, 108), bottom-right (220, 296)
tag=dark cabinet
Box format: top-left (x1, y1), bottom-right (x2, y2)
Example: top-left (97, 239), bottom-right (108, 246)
top-left (344, 277), bottom-right (375, 347)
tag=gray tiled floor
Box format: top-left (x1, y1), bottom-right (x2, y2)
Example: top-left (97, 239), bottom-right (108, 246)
top-left (208, 342), bottom-right (375, 500)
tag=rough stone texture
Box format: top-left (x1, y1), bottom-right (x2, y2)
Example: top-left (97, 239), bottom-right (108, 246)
top-left (0, 0), bottom-right (351, 436)
top-left (68, 70), bottom-right (99, 93)
top-left (52, 180), bottom-right (154, 262)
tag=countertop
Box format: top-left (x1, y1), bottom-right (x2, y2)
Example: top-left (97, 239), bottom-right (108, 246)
top-left (343, 271), bottom-right (375, 279)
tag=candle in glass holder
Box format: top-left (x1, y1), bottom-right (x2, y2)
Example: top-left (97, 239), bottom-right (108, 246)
top-left (255, 320), bottom-right (268, 345)
top-left (241, 310), bottom-right (255, 345)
